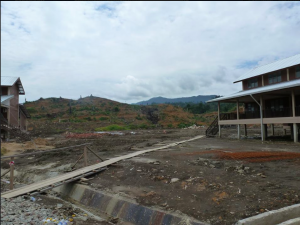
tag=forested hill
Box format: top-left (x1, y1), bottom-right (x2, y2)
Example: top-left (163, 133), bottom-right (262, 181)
top-left (135, 95), bottom-right (218, 105)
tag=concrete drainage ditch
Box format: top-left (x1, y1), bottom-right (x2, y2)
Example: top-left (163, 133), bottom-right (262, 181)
top-left (2, 162), bottom-right (300, 224)
top-left (54, 183), bottom-right (208, 225)
top-left (235, 203), bottom-right (300, 225)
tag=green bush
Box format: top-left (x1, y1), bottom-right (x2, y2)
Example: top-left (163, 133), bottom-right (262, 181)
top-left (114, 107), bottom-right (120, 112)
top-left (167, 124), bottom-right (173, 128)
top-left (1, 147), bottom-right (7, 156)
top-left (127, 124), bottom-right (138, 129)
top-left (177, 123), bottom-right (187, 128)
top-left (135, 115), bottom-right (142, 120)
top-left (27, 107), bottom-right (37, 114)
top-left (99, 117), bottom-right (108, 121)
top-left (95, 124), bottom-right (128, 131)
top-left (139, 124), bottom-right (149, 129)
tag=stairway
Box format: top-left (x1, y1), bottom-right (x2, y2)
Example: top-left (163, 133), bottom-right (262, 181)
top-left (205, 114), bottom-right (225, 137)
top-left (1, 114), bottom-right (31, 141)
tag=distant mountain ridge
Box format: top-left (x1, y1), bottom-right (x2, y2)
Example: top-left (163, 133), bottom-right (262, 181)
top-left (135, 95), bottom-right (218, 105)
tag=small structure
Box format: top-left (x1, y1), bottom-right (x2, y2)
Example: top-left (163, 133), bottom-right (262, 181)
top-left (207, 54), bottom-right (300, 142)
top-left (1, 76), bottom-right (30, 140)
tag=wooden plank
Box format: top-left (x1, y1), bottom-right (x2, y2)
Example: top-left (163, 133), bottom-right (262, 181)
top-left (1, 135), bottom-right (204, 198)
top-left (1, 143), bottom-right (91, 160)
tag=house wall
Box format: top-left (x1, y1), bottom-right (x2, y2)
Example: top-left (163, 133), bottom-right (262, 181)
top-left (289, 64), bottom-right (300, 80)
top-left (8, 83), bottom-right (20, 127)
top-left (19, 110), bottom-right (27, 130)
top-left (263, 68), bottom-right (287, 85)
top-left (1, 107), bottom-right (8, 120)
top-left (242, 76), bottom-right (263, 90)
top-left (242, 64), bottom-right (300, 91)
top-left (1, 87), bottom-right (8, 95)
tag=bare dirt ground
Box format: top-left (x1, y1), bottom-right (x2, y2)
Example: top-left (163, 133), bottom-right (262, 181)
top-left (1, 127), bottom-right (300, 225)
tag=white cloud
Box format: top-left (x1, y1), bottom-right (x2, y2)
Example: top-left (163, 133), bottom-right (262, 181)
top-left (1, 1), bottom-right (300, 103)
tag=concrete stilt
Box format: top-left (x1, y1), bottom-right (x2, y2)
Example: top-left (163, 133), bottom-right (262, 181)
top-left (262, 124), bottom-right (266, 141)
top-left (271, 124), bottom-right (275, 136)
top-left (264, 124), bottom-right (268, 139)
top-left (219, 125), bottom-right (221, 138)
top-left (244, 124), bottom-right (247, 136)
top-left (237, 125), bottom-right (241, 139)
top-left (290, 124), bottom-right (294, 140)
top-left (293, 123), bottom-right (298, 143)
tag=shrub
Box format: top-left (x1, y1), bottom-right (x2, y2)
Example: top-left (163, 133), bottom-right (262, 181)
top-left (127, 124), bottom-right (138, 129)
top-left (114, 107), bottom-right (120, 112)
top-left (139, 124), bottom-right (149, 129)
top-left (1, 147), bottom-right (7, 156)
top-left (99, 117), bottom-right (108, 121)
top-left (135, 114), bottom-right (142, 120)
top-left (167, 124), bottom-right (173, 128)
top-left (177, 123), bottom-right (187, 129)
top-left (27, 107), bottom-right (37, 114)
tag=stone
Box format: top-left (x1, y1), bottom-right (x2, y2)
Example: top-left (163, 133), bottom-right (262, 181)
top-left (170, 178), bottom-right (179, 183)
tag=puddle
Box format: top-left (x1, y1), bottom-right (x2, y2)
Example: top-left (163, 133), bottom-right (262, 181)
top-left (31, 162), bottom-right (57, 170)
top-left (95, 131), bottom-right (124, 135)
top-left (128, 157), bottom-right (157, 164)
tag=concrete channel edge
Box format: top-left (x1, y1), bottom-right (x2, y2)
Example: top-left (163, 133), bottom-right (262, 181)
top-left (235, 203), bottom-right (300, 225)
top-left (54, 183), bottom-right (209, 225)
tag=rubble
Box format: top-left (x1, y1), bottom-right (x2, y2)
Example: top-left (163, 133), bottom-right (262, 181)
top-left (183, 124), bottom-right (205, 129)
top-left (1, 196), bottom-right (73, 225)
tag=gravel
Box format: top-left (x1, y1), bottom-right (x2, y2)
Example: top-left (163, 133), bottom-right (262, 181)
top-left (1, 196), bottom-right (73, 225)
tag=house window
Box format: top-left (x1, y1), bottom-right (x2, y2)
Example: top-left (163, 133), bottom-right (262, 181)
top-left (296, 66), bottom-right (300, 78)
top-left (246, 103), bottom-right (255, 111)
top-left (247, 78), bottom-right (258, 89)
top-left (268, 71), bottom-right (281, 84)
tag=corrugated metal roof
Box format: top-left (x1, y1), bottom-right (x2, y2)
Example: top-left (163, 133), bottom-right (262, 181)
top-left (234, 54), bottom-right (300, 83)
top-left (1, 76), bottom-right (19, 86)
top-left (1, 76), bottom-right (25, 95)
top-left (1, 95), bottom-right (14, 103)
top-left (207, 79), bottom-right (300, 103)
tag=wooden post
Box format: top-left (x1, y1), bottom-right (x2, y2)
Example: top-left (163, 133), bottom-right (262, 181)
top-left (237, 100), bottom-right (240, 140)
top-left (260, 96), bottom-right (266, 141)
top-left (71, 153), bottom-right (84, 169)
top-left (292, 90), bottom-right (296, 117)
top-left (10, 157), bottom-right (14, 190)
top-left (84, 146), bottom-right (88, 167)
top-left (218, 102), bottom-right (221, 138)
top-left (87, 147), bottom-right (104, 162)
top-left (291, 90), bottom-right (298, 142)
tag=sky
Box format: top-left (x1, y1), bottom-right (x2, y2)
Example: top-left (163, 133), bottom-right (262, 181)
top-left (1, 1), bottom-right (300, 104)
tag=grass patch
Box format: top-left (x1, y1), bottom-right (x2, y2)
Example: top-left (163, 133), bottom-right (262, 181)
top-left (95, 124), bottom-right (129, 131)
top-left (1, 147), bottom-right (7, 156)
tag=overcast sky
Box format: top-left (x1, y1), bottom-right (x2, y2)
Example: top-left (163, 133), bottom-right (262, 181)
top-left (1, 1), bottom-right (300, 103)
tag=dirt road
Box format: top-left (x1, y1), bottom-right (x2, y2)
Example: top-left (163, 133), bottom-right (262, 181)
top-left (1, 128), bottom-right (300, 225)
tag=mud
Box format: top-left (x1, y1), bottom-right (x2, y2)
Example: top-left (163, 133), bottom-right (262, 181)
top-left (1, 127), bottom-right (300, 225)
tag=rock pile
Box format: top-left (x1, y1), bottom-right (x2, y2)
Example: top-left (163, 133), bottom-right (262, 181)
top-left (183, 124), bottom-right (205, 129)
top-left (1, 197), bottom-right (73, 225)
